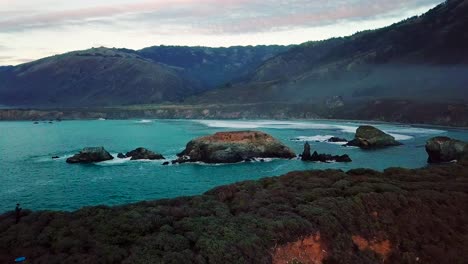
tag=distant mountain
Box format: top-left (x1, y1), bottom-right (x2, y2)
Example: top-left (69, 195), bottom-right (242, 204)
top-left (137, 45), bottom-right (291, 89)
top-left (195, 0), bottom-right (468, 104)
top-left (0, 48), bottom-right (201, 107)
top-left (0, 46), bottom-right (289, 107)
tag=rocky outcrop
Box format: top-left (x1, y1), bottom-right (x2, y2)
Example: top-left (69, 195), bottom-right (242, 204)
top-left (301, 142), bottom-right (351, 163)
top-left (176, 131), bottom-right (296, 164)
top-left (327, 137), bottom-right (348, 143)
top-left (125, 148), bottom-right (165, 160)
top-left (346, 126), bottom-right (402, 149)
top-left (426, 137), bottom-right (468, 163)
top-left (66, 147), bottom-right (114, 163)
top-left (302, 142), bottom-right (312, 160)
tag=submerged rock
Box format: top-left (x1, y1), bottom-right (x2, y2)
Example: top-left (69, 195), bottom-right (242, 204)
top-left (301, 142), bottom-right (351, 163)
top-left (327, 137), bottom-right (348, 143)
top-left (176, 131), bottom-right (296, 164)
top-left (125, 148), bottom-right (165, 160)
top-left (51, 156), bottom-right (59, 159)
top-left (346, 126), bottom-right (402, 149)
top-left (426, 137), bottom-right (468, 163)
top-left (66, 147), bottom-right (114, 164)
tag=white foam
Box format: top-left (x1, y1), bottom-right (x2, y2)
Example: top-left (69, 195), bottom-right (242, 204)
top-left (194, 120), bottom-right (445, 141)
top-left (196, 120), bottom-right (339, 130)
top-left (96, 157), bottom-right (132, 166)
top-left (136, 119), bottom-right (154, 124)
top-left (292, 135), bottom-right (336, 142)
top-left (388, 133), bottom-right (414, 141)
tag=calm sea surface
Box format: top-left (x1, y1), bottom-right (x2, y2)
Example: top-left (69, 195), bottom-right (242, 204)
top-left (1, 119), bottom-right (467, 213)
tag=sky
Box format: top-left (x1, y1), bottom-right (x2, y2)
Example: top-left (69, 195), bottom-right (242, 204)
top-left (0, 0), bottom-right (442, 66)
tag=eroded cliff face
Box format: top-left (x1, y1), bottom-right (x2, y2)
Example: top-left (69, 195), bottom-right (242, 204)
top-left (272, 233), bottom-right (327, 264)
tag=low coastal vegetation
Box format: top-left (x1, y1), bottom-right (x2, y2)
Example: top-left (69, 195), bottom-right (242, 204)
top-left (1, 158), bottom-right (467, 263)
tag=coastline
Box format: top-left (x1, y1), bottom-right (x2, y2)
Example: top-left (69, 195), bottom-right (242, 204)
top-left (1, 102), bottom-right (468, 129)
top-left (1, 160), bottom-right (467, 263)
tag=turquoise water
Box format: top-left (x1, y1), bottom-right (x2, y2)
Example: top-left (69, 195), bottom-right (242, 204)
top-left (1, 119), bottom-right (467, 213)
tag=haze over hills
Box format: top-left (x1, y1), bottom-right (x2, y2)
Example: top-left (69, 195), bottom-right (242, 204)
top-left (195, 0), bottom-right (468, 104)
top-left (0, 46), bottom-right (289, 107)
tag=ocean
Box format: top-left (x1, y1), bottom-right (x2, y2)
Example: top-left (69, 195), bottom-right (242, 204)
top-left (0, 119), bottom-right (466, 213)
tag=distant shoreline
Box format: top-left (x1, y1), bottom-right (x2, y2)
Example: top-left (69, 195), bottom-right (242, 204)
top-left (1, 101), bottom-right (468, 129)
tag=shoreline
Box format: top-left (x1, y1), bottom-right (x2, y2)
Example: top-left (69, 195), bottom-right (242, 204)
top-left (1, 114), bottom-right (468, 131)
top-left (1, 99), bottom-right (468, 128)
top-left (1, 160), bottom-right (467, 263)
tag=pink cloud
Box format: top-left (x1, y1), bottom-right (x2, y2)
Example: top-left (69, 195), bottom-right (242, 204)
top-left (0, 0), bottom-right (254, 30)
top-left (0, 0), bottom-right (439, 33)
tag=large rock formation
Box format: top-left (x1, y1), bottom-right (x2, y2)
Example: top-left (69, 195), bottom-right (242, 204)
top-left (125, 148), bottom-right (165, 160)
top-left (426, 137), bottom-right (468, 163)
top-left (301, 142), bottom-right (351, 163)
top-left (346, 126), bottom-right (402, 149)
top-left (66, 147), bottom-right (114, 164)
top-left (176, 131), bottom-right (296, 163)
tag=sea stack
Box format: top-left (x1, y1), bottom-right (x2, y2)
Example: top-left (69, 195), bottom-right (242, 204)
top-left (426, 137), bottom-right (468, 163)
top-left (301, 142), bottom-right (351, 163)
top-left (175, 131), bottom-right (296, 164)
top-left (346, 125), bottom-right (402, 149)
top-left (66, 147), bottom-right (114, 164)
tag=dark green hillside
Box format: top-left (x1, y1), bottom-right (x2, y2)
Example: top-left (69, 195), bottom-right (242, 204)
top-left (196, 0), bottom-right (468, 104)
top-left (137, 45), bottom-right (291, 89)
top-left (1, 161), bottom-right (467, 263)
top-left (0, 45), bottom-right (290, 107)
top-left (0, 48), bottom-right (200, 107)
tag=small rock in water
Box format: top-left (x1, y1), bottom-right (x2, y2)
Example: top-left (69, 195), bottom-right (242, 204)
top-left (117, 153), bottom-right (127, 159)
top-left (52, 156), bottom-right (60, 159)
top-left (125, 148), bottom-right (164, 160)
top-left (162, 162), bottom-right (170, 166)
top-left (66, 147), bottom-right (114, 164)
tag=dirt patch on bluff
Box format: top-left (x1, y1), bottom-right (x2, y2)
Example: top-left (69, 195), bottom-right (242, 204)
top-left (272, 232), bottom-right (327, 264)
top-left (352, 235), bottom-right (391, 259)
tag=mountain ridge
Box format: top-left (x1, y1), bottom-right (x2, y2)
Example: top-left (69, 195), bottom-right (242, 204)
top-left (194, 0), bottom-right (468, 104)
top-left (0, 45), bottom-right (290, 107)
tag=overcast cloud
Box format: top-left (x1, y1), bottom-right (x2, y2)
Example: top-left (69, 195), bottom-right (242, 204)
top-left (0, 0), bottom-right (442, 65)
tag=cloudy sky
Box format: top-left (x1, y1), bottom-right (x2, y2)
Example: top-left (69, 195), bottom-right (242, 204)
top-left (0, 0), bottom-right (442, 65)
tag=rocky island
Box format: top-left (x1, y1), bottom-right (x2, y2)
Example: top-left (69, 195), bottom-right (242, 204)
top-left (124, 148), bottom-right (165, 160)
top-left (66, 147), bottom-right (114, 164)
top-left (346, 126), bottom-right (402, 149)
top-left (301, 142), bottom-right (352, 162)
top-left (426, 136), bottom-right (468, 163)
top-left (175, 131), bottom-right (296, 164)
